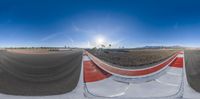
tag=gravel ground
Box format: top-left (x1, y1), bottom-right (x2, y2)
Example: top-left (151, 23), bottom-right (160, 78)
top-left (88, 49), bottom-right (178, 68)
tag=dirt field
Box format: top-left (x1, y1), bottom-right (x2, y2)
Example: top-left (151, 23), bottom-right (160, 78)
top-left (185, 50), bottom-right (200, 92)
top-left (88, 49), bottom-right (178, 68)
top-left (6, 48), bottom-right (72, 54)
top-left (0, 49), bottom-right (82, 96)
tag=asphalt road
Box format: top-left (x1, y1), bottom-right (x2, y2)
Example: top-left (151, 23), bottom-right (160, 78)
top-left (0, 49), bottom-right (82, 96)
top-left (185, 50), bottom-right (200, 92)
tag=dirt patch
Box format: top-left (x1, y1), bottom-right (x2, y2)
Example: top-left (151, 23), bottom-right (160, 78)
top-left (87, 49), bottom-right (178, 68)
top-left (6, 49), bottom-right (65, 54)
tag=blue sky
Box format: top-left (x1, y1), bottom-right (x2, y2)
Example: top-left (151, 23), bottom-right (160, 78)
top-left (0, 0), bottom-right (200, 48)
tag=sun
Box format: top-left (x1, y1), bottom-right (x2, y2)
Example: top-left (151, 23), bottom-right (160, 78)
top-left (95, 36), bottom-right (105, 45)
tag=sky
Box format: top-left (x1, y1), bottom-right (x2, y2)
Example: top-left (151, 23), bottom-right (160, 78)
top-left (0, 0), bottom-right (200, 48)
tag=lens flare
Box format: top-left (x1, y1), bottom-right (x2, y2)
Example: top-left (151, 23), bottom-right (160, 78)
top-left (96, 36), bottom-right (105, 45)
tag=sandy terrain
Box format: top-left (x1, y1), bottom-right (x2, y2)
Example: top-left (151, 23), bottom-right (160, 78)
top-left (6, 49), bottom-right (73, 54)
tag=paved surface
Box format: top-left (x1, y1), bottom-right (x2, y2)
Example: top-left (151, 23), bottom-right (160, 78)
top-left (0, 49), bottom-right (82, 96)
top-left (184, 50), bottom-right (200, 92)
top-left (86, 51), bottom-right (178, 77)
top-left (84, 52), bottom-right (184, 98)
top-left (0, 50), bottom-right (199, 99)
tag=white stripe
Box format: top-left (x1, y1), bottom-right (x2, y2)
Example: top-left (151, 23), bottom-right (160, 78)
top-left (167, 72), bottom-right (182, 76)
top-left (83, 56), bottom-right (91, 61)
top-left (155, 79), bottom-right (179, 87)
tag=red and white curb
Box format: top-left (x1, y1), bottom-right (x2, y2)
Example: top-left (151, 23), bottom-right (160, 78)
top-left (83, 51), bottom-right (184, 98)
top-left (86, 51), bottom-right (178, 78)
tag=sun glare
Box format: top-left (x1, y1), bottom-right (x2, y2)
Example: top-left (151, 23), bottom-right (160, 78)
top-left (96, 36), bottom-right (105, 45)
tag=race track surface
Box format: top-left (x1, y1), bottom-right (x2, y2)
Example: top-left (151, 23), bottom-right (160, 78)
top-left (185, 50), bottom-right (200, 92)
top-left (84, 51), bottom-right (184, 98)
top-left (0, 49), bottom-right (82, 96)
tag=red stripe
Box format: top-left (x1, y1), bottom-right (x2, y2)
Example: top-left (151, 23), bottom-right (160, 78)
top-left (84, 61), bottom-right (111, 83)
top-left (87, 52), bottom-right (178, 76)
top-left (169, 57), bottom-right (183, 68)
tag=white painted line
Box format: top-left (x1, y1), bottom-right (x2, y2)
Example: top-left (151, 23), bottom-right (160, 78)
top-left (155, 79), bottom-right (179, 87)
top-left (167, 72), bottom-right (182, 76)
top-left (83, 55), bottom-right (91, 61)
